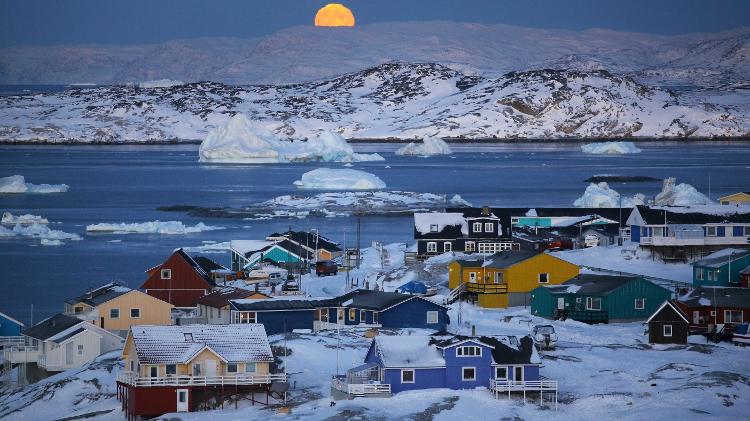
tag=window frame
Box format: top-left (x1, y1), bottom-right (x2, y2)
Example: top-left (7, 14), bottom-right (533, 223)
top-left (373, 312), bottom-right (379, 324)
top-left (538, 273), bottom-right (549, 284)
top-left (484, 222), bottom-right (494, 233)
top-left (744, 226), bottom-right (750, 236)
top-left (192, 363), bottom-right (201, 376)
top-left (465, 241), bottom-right (475, 252)
top-left (360, 309), bottom-right (366, 323)
top-left (443, 242), bottom-right (452, 252)
top-left (349, 308), bottom-right (356, 321)
top-left (634, 298), bottom-right (645, 310)
top-left (429, 224), bottom-right (439, 233)
top-left (245, 362), bottom-right (257, 373)
top-left (238, 311), bottom-right (257, 324)
top-left (725, 309), bottom-right (743, 324)
top-left (109, 308), bottom-right (120, 319)
top-left (166, 364), bottom-right (177, 375)
top-left (652, 226), bottom-right (664, 237)
top-left (707, 270), bottom-right (715, 281)
top-left (663, 324), bottom-right (673, 337)
top-left (495, 272), bottom-right (504, 284)
top-left (586, 297), bottom-right (602, 311)
top-left (495, 366), bottom-right (508, 380)
top-left (401, 369), bottom-right (415, 384)
top-left (706, 226), bottom-right (717, 237)
top-left (77, 344), bottom-right (84, 355)
top-left (462, 367), bottom-right (477, 381)
top-left (426, 311), bottom-right (439, 324)
top-left (160, 268), bottom-right (172, 279)
top-left (457, 346), bottom-right (482, 357)
top-left (227, 363), bottom-right (238, 373)
top-left (426, 242), bottom-right (437, 253)
top-left (472, 222), bottom-right (483, 233)
top-left (130, 308), bottom-right (141, 318)
top-left (469, 272), bottom-right (477, 283)
top-left (695, 268), bottom-right (704, 281)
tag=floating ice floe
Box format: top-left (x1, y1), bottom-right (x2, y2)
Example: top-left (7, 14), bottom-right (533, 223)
top-left (198, 114), bottom-right (384, 164)
top-left (293, 168), bottom-right (386, 190)
top-left (1, 212), bottom-right (49, 225)
top-left (653, 177), bottom-right (711, 206)
top-left (0, 223), bottom-right (82, 245)
top-left (86, 221), bottom-right (224, 235)
top-left (573, 182), bottom-right (645, 208)
top-left (183, 241), bottom-right (232, 254)
top-left (395, 136), bottom-right (452, 156)
top-left (581, 141), bottom-right (642, 154)
top-left (0, 175), bottom-right (69, 194)
top-left (138, 79), bottom-right (184, 88)
top-left (40, 238), bottom-right (64, 246)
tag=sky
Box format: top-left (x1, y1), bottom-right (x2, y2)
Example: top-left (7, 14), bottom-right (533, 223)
top-left (0, 0), bottom-right (749, 47)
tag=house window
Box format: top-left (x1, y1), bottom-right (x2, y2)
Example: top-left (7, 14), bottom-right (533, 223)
top-left (401, 369), bottom-right (415, 383)
top-left (469, 272), bottom-right (477, 283)
top-left (150, 366), bottom-right (158, 377)
top-left (495, 272), bottom-right (504, 284)
top-left (130, 308), bottom-right (141, 318)
top-left (237, 312), bottom-right (256, 324)
top-left (653, 227), bottom-right (664, 237)
top-left (465, 242), bottom-right (475, 252)
top-left (484, 223), bottom-right (494, 232)
top-left (426, 311), bottom-right (439, 324)
top-left (706, 226), bottom-right (717, 237)
top-left (160, 268), bottom-right (172, 279)
top-left (495, 367), bottom-right (508, 379)
top-left (538, 273), bottom-right (549, 283)
top-left (74, 306), bottom-right (83, 314)
top-left (695, 269), bottom-right (704, 281)
top-left (427, 242), bottom-right (437, 253)
top-left (725, 310), bottom-right (743, 324)
top-left (443, 242), bottom-right (452, 252)
top-left (166, 364), bottom-right (176, 375)
top-left (641, 227), bottom-right (648, 237)
top-left (473, 222), bottom-right (482, 232)
top-left (360, 310), bottom-right (366, 323)
top-left (430, 224), bottom-right (439, 233)
top-left (130, 360), bottom-right (135, 372)
top-left (349, 309), bottom-right (356, 321)
top-left (77, 344), bottom-right (84, 355)
top-left (245, 363), bottom-right (257, 373)
top-left (707, 271), bottom-right (715, 281)
top-left (110, 308), bottom-right (120, 319)
top-left (227, 363), bottom-right (238, 373)
top-left (634, 298), bottom-right (645, 310)
top-left (373, 312), bottom-right (378, 324)
top-left (193, 363), bottom-right (201, 376)
top-left (745, 226), bottom-right (750, 236)
top-left (586, 297), bottom-right (602, 311)
top-left (462, 367), bottom-right (476, 381)
top-left (457, 346), bottom-right (482, 357)
top-left (663, 324), bottom-right (673, 337)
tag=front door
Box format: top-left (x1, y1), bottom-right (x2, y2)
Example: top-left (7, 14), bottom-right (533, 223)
top-left (176, 389), bottom-right (189, 412)
top-left (514, 366), bottom-right (524, 383)
top-left (693, 310), bottom-right (700, 324)
top-left (204, 360), bottom-right (217, 378)
top-left (65, 342), bottom-right (75, 365)
top-left (557, 298), bottom-right (565, 310)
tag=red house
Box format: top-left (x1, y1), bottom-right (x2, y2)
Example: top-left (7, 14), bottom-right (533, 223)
top-left (141, 249), bottom-right (222, 308)
top-left (676, 287), bottom-right (750, 335)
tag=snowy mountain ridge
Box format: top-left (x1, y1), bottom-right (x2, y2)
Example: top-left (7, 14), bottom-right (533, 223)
top-left (2, 63), bottom-right (748, 142)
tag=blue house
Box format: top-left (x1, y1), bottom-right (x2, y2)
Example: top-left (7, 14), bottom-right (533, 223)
top-left (0, 310), bottom-right (24, 337)
top-left (692, 249), bottom-right (750, 287)
top-left (229, 290), bottom-right (449, 334)
top-left (333, 333), bottom-right (556, 403)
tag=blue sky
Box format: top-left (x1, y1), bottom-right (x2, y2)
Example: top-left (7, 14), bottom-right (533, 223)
top-left (1, 0), bottom-right (748, 47)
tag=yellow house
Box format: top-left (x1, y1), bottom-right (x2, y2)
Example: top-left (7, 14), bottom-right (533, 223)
top-left (448, 250), bottom-right (579, 308)
top-left (718, 192), bottom-right (750, 206)
top-left (64, 283), bottom-right (174, 336)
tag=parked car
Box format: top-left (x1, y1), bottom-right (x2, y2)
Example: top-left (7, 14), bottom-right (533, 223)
top-left (532, 324), bottom-right (558, 350)
top-left (316, 260), bottom-right (338, 276)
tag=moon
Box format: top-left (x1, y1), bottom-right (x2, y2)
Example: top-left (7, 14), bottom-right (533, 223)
top-left (314, 3), bottom-right (355, 27)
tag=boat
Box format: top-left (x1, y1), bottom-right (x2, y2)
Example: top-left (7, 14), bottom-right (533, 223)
top-left (532, 324), bottom-right (558, 350)
top-left (732, 323), bottom-right (750, 347)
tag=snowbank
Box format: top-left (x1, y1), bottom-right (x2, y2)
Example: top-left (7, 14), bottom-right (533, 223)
top-left (86, 221), bottom-right (224, 234)
top-left (293, 168), bottom-right (386, 190)
top-left (395, 136), bottom-right (452, 156)
top-left (0, 223), bottom-right (81, 245)
top-left (138, 79), bottom-right (184, 88)
top-left (573, 182), bottom-right (645, 208)
top-left (581, 141), bottom-right (642, 154)
top-left (654, 177), bottom-right (711, 206)
top-left (198, 114), bottom-right (384, 163)
top-left (1, 212), bottom-right (48, 225)
top-left (0, 175), bottom-right (69, 194)
top-left (414, 212), bottom-right (468, 235)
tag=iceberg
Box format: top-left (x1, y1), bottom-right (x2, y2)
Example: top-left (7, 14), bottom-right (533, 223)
top-left (395, 136), bottom-right (452, 156)
top-left (573, 182), bottom-right (645, 208)
top-left (654, 177), bottom-right (711, 206)
top-left (198, 114), bottom-right (384, 164)
top-left (86, 220), bottom-right (225, 234)
top-left (1, 212), bottom-right (49, 225)
top-left (0, 223), bottom-right (82, 245)
top-left (293, 168), bottom-right (386, 190)
top-left (0, 175), bottom-right (69, 194)
top-left (581, 141), bottom-right (642, 154)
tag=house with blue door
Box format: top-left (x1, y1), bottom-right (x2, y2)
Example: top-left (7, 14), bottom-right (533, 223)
top-left (627, 205), bottom-right (750, 261)
top-left (333, 333), bottom-right (556, 404)
top-left (229, 289), bottom-right (449, 334)
top-left (692, 249), bottom-right (750, 287)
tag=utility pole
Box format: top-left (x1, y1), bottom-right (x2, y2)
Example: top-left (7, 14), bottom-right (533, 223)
top-left (344, 230), bottom-right (349, 290)
top-left (357, 218), bottom-right (361, 269)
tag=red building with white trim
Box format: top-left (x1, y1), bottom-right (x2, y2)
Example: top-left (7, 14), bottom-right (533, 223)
top-left (140, 249), bottom-right (221, 307)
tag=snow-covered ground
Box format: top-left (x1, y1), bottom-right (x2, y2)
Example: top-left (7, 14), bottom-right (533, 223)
top-left (0, 175), bottom-right (69, 194)
top-left (293, 168), bottom-right (386, 190)
top-left (395, 136), bottom-right (453, 156)
top-left (85, 220), bottom-right (224, 235)
top-left (581, 141), bottom-right (642, 154)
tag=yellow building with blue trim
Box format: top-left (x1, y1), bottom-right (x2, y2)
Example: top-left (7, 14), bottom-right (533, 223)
top-left (448, 250), bottom-right (579, 308)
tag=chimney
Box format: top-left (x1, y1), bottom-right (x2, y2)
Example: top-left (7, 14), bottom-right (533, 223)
top-left (471, 325), bottom-right (476, 336)
top-left (481, 206), bottom-right (490, 216)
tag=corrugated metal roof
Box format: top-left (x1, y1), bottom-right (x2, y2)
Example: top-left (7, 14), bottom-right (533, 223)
top-left (679, 287), bottom-right (750, 309)
top-left (22, 313), bottom-right (83, 341)
top-left (544, 274), bottom-right (641, 296)
top-left (64, 282), bottom-right (132, 306)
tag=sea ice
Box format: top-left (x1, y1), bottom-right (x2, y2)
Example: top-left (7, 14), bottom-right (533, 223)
top-left (293, 168), bottom-right (386, 190)
top-left (0, 223), bottom-right (82, 244)
top-left (653, 177), bottom-right (711, 206)
top-left (1, 212), bottom-right (49, 225)
top-left (198, 114), bottom-right (384, 163)
top-left (581, 141), bottom-right (642, 154)
top-left (0, 175), bottom-right (69, 194)
top-left (86, 221), bottom-right (224, 234)
top-left (395, 136), bottom-right (452, 156)
top-left (573, 182), bottom-right (645, 207)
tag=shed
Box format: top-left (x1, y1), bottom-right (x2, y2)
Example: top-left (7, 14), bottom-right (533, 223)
top-left (395, 281), bottom-right (428, 295)
top-left (647, 301), bottom-right (689, 344)
top-left (230, 299), bottom-right (316, 335)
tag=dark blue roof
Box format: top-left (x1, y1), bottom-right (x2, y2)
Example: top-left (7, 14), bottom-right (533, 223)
top-left (396, 281), bottom-right (428, 295)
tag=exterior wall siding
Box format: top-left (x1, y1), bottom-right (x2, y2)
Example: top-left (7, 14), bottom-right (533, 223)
top-left (93, 290), bottom-right (174, 333)
top-left (0, 314), bottom-right (23, 336)
top-left (443, 341), bottom-right (494, 389)
top-left (379, 299), bottom-right (448, 331)
top-left (140, 251), bottom-right (213, 307)
top-left (384, 367), bottom-right (445, 393)
top-left (256, 310), bottom-right (314, 335)
top-left (605, 278), bottom-right (671, 321)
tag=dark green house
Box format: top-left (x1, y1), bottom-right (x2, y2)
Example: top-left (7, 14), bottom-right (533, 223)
top-left (692, 249), bottom-right (750, 288)
top-left (531, 274), bottom-right (672, 323)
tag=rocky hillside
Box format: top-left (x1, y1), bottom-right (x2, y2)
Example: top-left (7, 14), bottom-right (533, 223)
top-left (1, 63), bottom-right (748, 142)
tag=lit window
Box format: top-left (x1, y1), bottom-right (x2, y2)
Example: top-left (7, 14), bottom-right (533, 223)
top-left (426, 311), bottom-right (438, 324)
top-left (635, 298), bottom-right (645, 310)
top-left (160, 269), bottom-right (172, 279)
top-left (349, 309), bottom-right (356, 321)
top-left (238, 312), bottom-right (256, 324)
top-left (462, 367), bottom-right (476, 381)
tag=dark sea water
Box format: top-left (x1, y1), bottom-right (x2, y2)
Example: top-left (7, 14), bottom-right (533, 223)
top-left (1, 142), bottom-right (749, 323)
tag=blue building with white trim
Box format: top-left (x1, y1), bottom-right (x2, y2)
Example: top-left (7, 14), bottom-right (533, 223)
top-left (0, 310), bottom-right (24, 337)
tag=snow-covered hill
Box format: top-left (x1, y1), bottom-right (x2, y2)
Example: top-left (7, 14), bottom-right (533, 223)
top-left (1, 63), bottom-right (748, 142)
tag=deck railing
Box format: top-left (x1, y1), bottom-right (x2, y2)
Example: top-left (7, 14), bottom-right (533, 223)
top-left (0, 336), bottom-right (26, 349)
top-left (313, 321), bottom-right (382, 331)
top-left (116, 371), bottom-right (287, 387)
top-left (465, 283), bottom-right (508, 294)
top-left (490, 379), bottom-right (558, 393)
top-left (332, 376), bottom-right (391, 396)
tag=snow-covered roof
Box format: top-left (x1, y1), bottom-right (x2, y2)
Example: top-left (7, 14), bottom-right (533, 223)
top-left (130, 324), bottom-right (274, 364)
top-left (230, 240), bottom-right (276, 257)
top-left (414, 212), bottom-right (468, 236)
top-left (693, 248), bottom-right (750, 268)
top-left (64, 282), bottom-right (132, 307)
top-left (374, 336), bottom-right (445, 368)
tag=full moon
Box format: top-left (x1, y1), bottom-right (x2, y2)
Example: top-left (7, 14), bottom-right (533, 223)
top-left (314, 3), bottom-right (355, 27)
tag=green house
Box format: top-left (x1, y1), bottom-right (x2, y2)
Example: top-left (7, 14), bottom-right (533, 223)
top-left (692, 249), bottom-right (750, 288)
top-left (531, 274), bottom-right (672, 323)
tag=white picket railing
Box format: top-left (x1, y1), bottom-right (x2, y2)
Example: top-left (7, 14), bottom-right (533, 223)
top-left (490, 379), bottom-right (558, 393)
top-left (313, 321), bottom-right (382, 331)
top-left (116, 371), bottom-right (287, 387)
top-left (332, 377), bottom-right (391, 396)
